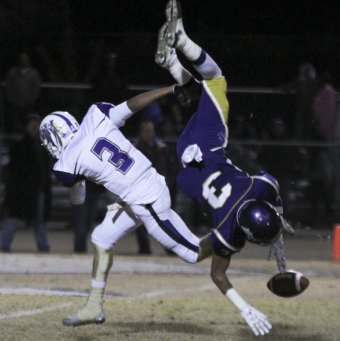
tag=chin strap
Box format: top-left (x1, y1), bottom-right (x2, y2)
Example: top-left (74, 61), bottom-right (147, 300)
top-left (267, 234), bottom-right (287, 274)
top-left (281, 217), bottom-right (296, 235)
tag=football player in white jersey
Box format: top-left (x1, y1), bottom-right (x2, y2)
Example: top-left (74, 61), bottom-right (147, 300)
top-left (40, 86), bottom-right (211, 326)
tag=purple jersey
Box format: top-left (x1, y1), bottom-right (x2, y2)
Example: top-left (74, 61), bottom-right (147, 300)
top-left (176, 77), bottom-right (281, 256)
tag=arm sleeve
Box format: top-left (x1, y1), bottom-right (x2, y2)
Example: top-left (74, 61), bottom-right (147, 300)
top-left (69, 180), bottom-right (86, 205)
top-left (108, 101), bottom-right (133, 127)
top-left (53, 170), bottom-right (84, 187)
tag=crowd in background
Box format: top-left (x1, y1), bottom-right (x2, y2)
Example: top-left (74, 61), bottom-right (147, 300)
top-left (0, 47), bottom-right (338, 253)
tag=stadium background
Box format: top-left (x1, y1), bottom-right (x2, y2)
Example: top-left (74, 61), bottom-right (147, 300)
top-left (0, 0), bottom-right (338, 86)
top-left (0, 2), bottom-right (339, 340)
top-left (0, 0), bottom-right (339, 227)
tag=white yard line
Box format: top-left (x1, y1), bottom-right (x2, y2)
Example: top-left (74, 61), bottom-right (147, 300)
top-left (129, 283), bottom-right (215, 299)
top-left (0, 302), bottom-right (72, 321)
top-left (0, 284), bottom-right (215, 321)
top-left (0, 283), bottom-right (215, 299)
top-left (0, 287), bottom-right (89, 296)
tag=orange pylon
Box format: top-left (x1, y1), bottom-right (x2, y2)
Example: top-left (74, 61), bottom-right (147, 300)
top-left (333, 225), bottom-right (340, 261)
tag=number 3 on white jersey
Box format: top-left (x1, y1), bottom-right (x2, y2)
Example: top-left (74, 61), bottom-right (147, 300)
top-left (202, 171), bottom-right (231, 209)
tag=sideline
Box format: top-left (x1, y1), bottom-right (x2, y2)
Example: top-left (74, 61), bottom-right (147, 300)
top-left (0, 253), bottom-right (211, 274)
top-left (0, 253), bottom-right (326, 276)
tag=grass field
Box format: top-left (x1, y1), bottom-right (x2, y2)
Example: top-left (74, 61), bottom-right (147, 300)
top-left (1, 247), bottom-right (340, 341)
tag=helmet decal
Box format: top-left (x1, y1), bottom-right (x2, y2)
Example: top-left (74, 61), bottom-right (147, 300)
top-left (51, 113), bottom-right (78, 133)
top-left (39, 111), bottom-right (79, 159)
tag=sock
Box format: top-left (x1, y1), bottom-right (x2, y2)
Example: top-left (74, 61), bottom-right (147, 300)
top-left (193, 50), bottom-right (222, 80)
top-left (80, 243), bottom-right (113, 310)
top-left (176, 30), bottom-right (202, 62)
top-left (91, 243), bottom-right (114, 282)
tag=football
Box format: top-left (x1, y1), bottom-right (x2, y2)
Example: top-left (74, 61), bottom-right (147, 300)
top-left (267, 270), bottom-right (310, 298)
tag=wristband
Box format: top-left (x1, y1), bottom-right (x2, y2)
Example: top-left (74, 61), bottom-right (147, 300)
top-left (225, 288), bottom-right (248, 311)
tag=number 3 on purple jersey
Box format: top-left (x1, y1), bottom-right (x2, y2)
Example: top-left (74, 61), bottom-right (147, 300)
top-left (91, 137), bottom-right (134, 174)
top-left (202, 171), bottom-right (232, 209)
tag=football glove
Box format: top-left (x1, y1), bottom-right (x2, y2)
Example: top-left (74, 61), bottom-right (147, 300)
top-left (181, 144), bottom-right (203, 167)
top-left (240, 305), bottom-right (272, 336)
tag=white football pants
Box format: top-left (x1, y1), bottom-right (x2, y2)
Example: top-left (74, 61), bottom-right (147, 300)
top-left (91, 187), bottom-right (199, 263)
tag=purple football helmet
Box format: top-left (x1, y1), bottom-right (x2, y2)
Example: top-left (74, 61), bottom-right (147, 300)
top-left (237, 199), bottom-right (283, 246)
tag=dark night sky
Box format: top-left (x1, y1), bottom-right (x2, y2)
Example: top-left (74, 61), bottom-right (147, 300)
top-left (63, 0), bottom-right (339, 87)
top-left (68, 0), bottom-right (339, 36)
top-left (0, 0), bottom-right (338, 86)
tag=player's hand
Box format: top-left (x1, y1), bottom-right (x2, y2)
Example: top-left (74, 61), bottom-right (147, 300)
top-left (240, 305), bottom-right (272, 336)
top-left (173, 84), bottom-right (192, 107)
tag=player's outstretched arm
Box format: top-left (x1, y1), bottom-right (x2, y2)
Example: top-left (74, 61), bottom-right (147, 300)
top-left (126, 86), bottom-right (174, 113)
top-left (211, 253), bottom-right (272, 336)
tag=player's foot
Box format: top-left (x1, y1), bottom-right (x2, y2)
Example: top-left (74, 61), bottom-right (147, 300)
top-left (62, 304), bottom-right (106, 326)
top-left (155, 23), bottom-right (177, 68)
top-left (165, 0), bottom-right (185, 48)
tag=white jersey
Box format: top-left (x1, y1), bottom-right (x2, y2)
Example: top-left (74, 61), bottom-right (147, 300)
top-left (53, 102), bottom-right (166, 205)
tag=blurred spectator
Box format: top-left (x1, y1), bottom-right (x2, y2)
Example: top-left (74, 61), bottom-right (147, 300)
top-left (4, 52), bottom-right (42, 132)
top-left (91, 51), bottom-right (128, 105)
top-left (313, 71), bottom-right (337, 141)
top-left (70, 181), bottom-right (106, 253)
top-left (166, 100), bottom-right (186, 136)
top-left (133, 120), bottom-right (177, 254)
top-left (306, 72), bottom-right (337, 225)
top-left (306, 145), bottom-right (335, 226)
top-left (257, 117), bottom-right (303, 218)
top-left (281, 65), bottom-right (337, 225)
top-left (160, 117), bottom-right (177, 142)
top-left (282, 62), bottom-right (319, 140)
top-left (1, 114), bottom-right (51, 252)
top-left (141, 101), bottom-right (165, 130)
top-left (226, 113), bottom-right (262, 174)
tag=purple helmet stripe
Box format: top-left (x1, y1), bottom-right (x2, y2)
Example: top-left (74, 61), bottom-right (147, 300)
top-left (51, 113), bottom-right (77, 133)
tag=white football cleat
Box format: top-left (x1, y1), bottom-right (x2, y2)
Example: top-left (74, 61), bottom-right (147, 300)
top-left (165, 0), bottom-right (186, 48)
top-left (62, 303), bottom-right (105, 326)
top-left (155, 23), bottom-right (178, 68)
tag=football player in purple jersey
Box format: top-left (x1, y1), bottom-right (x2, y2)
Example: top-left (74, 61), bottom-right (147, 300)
top-left (156, 0), bottom-right (294, 336)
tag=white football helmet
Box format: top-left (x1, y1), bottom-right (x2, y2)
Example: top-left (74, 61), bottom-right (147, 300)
top-left (39, 111), bottom-right (79, 159)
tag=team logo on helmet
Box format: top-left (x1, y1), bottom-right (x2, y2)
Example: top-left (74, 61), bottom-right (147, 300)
top-left (39, 111), bottom-right (79, 159)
